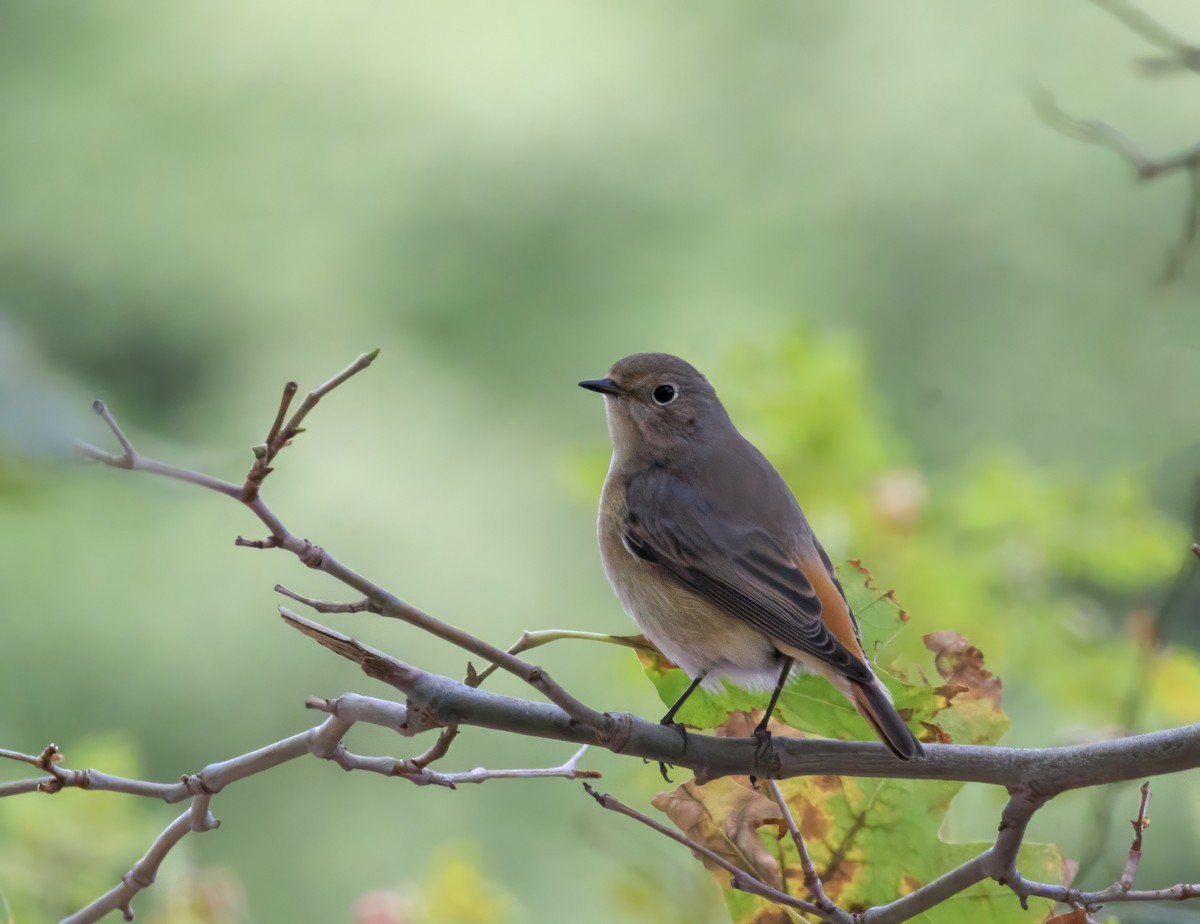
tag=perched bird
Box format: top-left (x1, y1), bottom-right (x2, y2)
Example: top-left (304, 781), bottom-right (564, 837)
top-left (580, 353), bottom-right (922, 761)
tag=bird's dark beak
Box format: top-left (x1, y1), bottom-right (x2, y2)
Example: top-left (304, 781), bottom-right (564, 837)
top-left (578, 377), bottom-right (622, 397)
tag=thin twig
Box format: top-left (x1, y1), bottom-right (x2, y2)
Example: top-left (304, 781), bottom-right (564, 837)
top-left (275, 584), bottom-right (372, 613)
top-left (242, 350), bottom-right (378, 500)
top-left (1032, 86), bottom-right (1200, 180)
top-left (861, 852), bottom-right (992, 924)
top-left (1119, 781), bottom-right (1152, 890)
top-left (410, 629), bottom-right (653, 771)
top-left (398, 744), bottom-right (599, 789)
top-left (80, 365), bottom-right (610, 732)
top-left (765, 779), bottom-right (834, 910)
top-left (1032, 87), bottom-right (1200, 279)
top-left (0, 744), bottom-right (61, 769)
top-left (77, 404), bottom-right (242, 499)
top-left (265, 381), bottom-right (298, 451)
top-left (60, 805), bottom-right (215, 924)
top-left (1089, 0), bottom-right (1200, 75)
top-left (582, 784), bottom-right (828, 919)
top-left (7, 701), bottom-right (596, 921)
top-left (473, 629), bottom-right (656, 685)
top-left (1162, 167), bottom-right (1200, 281)
top-left (1013, 877), bottom-right (1200, 906)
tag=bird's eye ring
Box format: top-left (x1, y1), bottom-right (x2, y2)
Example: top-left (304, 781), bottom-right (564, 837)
top-left (652, 384), bottom-right (677, 405)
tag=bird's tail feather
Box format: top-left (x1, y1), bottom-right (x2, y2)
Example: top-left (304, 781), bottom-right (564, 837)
top-left (850, 679), bottom-right (924, 760)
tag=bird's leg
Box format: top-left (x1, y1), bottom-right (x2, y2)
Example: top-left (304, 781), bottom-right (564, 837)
top-left (750, 657), bottom-right (793, 784)
top-left (659, 673), bottom-right (705, 739)
top-left (656, 672), bottom-right (706, 782)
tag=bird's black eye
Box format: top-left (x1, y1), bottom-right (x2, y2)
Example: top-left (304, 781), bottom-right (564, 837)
top-left (652, 384), bottom-right (677, 405)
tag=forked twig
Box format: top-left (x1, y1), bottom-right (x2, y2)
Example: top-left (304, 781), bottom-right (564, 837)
top-left (1119, 781), bottom-right (1152, 891)
top-left (77, 355), bottom-right (609, 731)
top-left (275, 584), bottom-right (372, 613)
top-left (1090, 0), bottom-right (1200, 75)
top-left (1036, 1), bottom-right (1200, 280)
top-left (765, 779), bottom-right (835, 911)
top-left (582, 784), bottom-right (827, 918)
top-left (242, 350), bottom-right (379, 501)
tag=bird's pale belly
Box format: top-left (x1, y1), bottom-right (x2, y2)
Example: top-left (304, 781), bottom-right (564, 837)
top-left (599, 534), bottom-right (783, 692)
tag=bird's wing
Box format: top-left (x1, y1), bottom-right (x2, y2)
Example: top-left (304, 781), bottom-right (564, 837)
top-left (623, 467), bottom-right (873, 684)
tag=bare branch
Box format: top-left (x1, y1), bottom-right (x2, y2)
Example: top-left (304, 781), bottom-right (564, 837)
top-left (1033, 87), bottom-right (1200, 279)
top-left (242, 349), bottom-right (379, 500)
top-left (0, 743), bottom-right (195, 801)
top-left (1040, 0), bottom-right (1200, 281)
top-left (1032, 87), bottom-right (1200, 180)
top-left (5, 695), bottom-right (598, 921)
top-left (77, 402), bottom-right (242, 499)
top-left (265, 381), bottom-right (298, 450)
top-left (1119, 781), bottom-right (1152, 890)
top-left (325, 739), bottom-right (599, 789)
top-left (587, 780), bottom-right (1007, 924)
top-left (473, 629), bottom-right (656, 685)
top-left (404, 744), bottom-right (600, 789)
top-left (583, 783), bottom-right (828, 919)
top-left (0, 743), bottom-right (62, 769)
top-left (285, 612), bottom-right (1200, 792)
top-left (304, 691), bottom-right (412, 733)
top-left (60, 361), bottom-right (1200, 922)
top-left (275, 584), bottom-right (372, 613)
top-left (765, 779), bottom-right (834, 911)
top-left (989, 790), bottom-right (1048, 907)
top-left (78, 363), bottom-right (609, 732)
top-left (60, 805), bottom-right (215, 924)
top-left (1090, 0), bottom-right (1200, 75)
top-left (301, 570), bottom-right (609, 728)
top-left (1163, 166), bottom-right (1200, 281)
top-left (418, 629), bottom-right (653, 773)
top-left (862, 853), bottom-right (992, 924)
top-left (1014, 877), bottom-right (1200, 907)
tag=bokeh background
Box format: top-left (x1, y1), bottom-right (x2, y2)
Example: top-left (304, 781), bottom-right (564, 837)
top-left (3, 1), bottom-right (1200, 921)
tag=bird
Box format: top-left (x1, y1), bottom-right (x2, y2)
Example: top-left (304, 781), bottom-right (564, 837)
top-left (579, 352), bottom-right (923, 762)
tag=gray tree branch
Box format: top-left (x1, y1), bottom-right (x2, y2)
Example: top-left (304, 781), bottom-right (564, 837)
top-left (23, 353), bottom-right (1199, 923)
top-left (1037, 2), bottom-right (1200, 280)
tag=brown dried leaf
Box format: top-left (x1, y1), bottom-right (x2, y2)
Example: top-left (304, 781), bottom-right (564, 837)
top-left (847, 558), bottom-right (879, 589)
top-left (923, 630), bottom-right (1002, 708)
top-left (652, 779), bottom-right (784, 885)
top-left (714, 709), bottom-right (763, 739)
top-left (713, 709), bottom-right (807, 742)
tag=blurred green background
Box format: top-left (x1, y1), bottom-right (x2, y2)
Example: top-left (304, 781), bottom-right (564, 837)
top-left (2, 1), bottom-right (1200, 921)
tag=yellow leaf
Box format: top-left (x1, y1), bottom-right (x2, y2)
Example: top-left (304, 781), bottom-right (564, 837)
top-left (652, 779), bottom-right (784, 886)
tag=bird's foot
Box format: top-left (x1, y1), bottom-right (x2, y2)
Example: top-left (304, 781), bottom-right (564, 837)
top-left (660, 718), bottom-right (689, 746)
top-left (656, 718), bottom-right (689, 783)
top-left (749, 726), bottom-right (775, 789)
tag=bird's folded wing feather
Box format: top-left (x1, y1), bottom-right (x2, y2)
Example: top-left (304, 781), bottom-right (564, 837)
top-left (623, 468), bottom-right (873, 684)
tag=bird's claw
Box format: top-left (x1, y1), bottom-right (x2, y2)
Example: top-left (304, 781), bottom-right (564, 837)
top-left (660, 718), bottom-right (689, 746)
top-left (749, 726), bottom-right (775, 789)
top-left (656, 718), bottom-right (690, 783)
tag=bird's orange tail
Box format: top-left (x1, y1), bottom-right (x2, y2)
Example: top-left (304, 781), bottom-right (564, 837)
top-left (850, 679), bottom-right (924, 760)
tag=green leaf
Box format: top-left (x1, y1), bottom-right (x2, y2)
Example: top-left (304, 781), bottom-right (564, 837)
top-left (626, 329), bottom-right (1189, 922)
top-left (646, 625), bottom-right (1063, 923)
